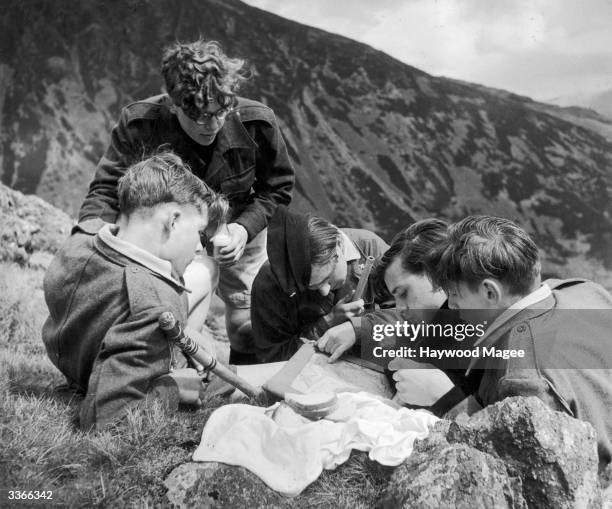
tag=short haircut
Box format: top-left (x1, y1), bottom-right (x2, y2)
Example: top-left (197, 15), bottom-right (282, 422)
top-left (117, 152), bottom-right (228, 229)
top-left (373, 218), bottom-right (448, 296)
top-left (428, 215), bottom-right (540, 296)
top-left (161, 39), bottom-right (249, 119)
top-left (307, 216), bottom-right (341, 266)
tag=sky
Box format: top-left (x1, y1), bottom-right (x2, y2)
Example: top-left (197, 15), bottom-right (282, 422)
top-left (242, 0), bottom-right (612, 103)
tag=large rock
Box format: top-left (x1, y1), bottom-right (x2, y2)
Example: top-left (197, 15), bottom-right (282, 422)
top-left (446, 396), bottom-right (600, 509)
top-left (164, 462), bottom-right (293, 509)
top-left (602, 463), bottom-right (612, 509)
top-left (0, 182), bottom-right (72, 267)
top-left (380, 397), bottom-right (601, 508)
top-left (379, 438), bottom-right (527, 508)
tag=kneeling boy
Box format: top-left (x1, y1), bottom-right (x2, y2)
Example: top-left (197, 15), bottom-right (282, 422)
top-left (42, 152), bottom-right (227, 429)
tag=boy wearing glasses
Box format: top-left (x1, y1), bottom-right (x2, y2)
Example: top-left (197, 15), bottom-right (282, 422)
top-left (251, 207), bottom-right (389, 363)
top-left (77, 40), bottom-right (295, 364)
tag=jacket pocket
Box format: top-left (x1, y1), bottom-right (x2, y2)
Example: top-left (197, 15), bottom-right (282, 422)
top-left (220, 149), bottom-right (256, 199)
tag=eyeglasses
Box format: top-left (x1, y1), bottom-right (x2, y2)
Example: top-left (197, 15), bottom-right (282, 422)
top-left (183, 106), bottom-right (233, 124)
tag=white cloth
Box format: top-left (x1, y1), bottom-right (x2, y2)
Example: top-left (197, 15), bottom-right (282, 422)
top-left (193, 392), bottom-right (438, 496)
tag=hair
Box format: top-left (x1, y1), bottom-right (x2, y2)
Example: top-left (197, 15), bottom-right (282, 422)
top-left (373, 218), bottom-right (449, 297)
top-left (161, 39), bottom-right (249, 118)
top-left (307, 216), bottom-right (342, 266)
top-left (428, 215), bottom-right (541, 296)
top-left (117, 152), bottom-right (228, 229)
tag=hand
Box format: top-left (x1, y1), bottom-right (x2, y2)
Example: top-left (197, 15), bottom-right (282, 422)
top-left (388, 358), bottom-right (455, 406)
top-left (326, 293), bottom-right (365, 327)
top-left (316, 321), bottom-right (357, 363)
top-left (217, 223), bottom-right (248, 266)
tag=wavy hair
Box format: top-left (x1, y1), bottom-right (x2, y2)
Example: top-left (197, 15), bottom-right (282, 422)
top-left (161, 39), bottom-right (249, 118)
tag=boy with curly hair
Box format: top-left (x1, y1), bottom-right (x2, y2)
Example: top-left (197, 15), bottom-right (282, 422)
top-left (78, 39), bottom-right (295, 364)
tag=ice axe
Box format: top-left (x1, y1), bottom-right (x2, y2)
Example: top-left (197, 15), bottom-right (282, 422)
top-left (158, 311), bottom-right (264, 401)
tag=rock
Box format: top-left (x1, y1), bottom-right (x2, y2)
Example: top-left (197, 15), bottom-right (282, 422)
top-left (164, 462), bottom-right (293, 509)
top-left (413, 419), bottom-right (451, 451)
top-left (379, 442), bottom-right (527, 509)
top-left (0, 182), bottom-right (73, 265)
top-left (446, 396), bottom-right (600, 509)
top-left (28, 251), bottom-right (55, 269)
top-left (601, 463), bottom-right (612, 509)
top-left (605, 484), bottom-right (612, 509)
top-left (380, 397), bottom-right (602, 508)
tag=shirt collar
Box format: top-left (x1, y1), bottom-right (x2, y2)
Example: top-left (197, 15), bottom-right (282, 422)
top-left (340, 231), bottom-right (360, 262)
top-left (215, 109), bottom-right (259, 152)
top-left (474, 283), bottom-right (552, 347)
top-left (98, 224), bottom-right (186, 288)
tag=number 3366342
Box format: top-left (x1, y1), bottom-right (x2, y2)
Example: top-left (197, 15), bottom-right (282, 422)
top-left (8, 491), bottom-right (53, 500)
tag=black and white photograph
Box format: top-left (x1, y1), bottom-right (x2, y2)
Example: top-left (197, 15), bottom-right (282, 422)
top-left (1, 0), bottom-right (611, 507)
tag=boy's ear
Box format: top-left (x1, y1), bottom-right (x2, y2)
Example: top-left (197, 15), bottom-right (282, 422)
top-left (161, 209), bottom-right (180, 235)
top-left (480, 278), bottom-right (504, 306)
top-left (170, 210), bottom-right (181, 229)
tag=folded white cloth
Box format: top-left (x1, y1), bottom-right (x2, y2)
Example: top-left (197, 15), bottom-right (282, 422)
top-left (193, 392), bottom-right (438, 496)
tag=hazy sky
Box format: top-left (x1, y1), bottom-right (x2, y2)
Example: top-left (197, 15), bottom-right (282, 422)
top-left (242, 0), bottom-right (612, 102)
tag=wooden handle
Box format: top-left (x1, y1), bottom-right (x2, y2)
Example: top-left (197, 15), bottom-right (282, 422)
top-left (158, 311), bottom-right (263, 400)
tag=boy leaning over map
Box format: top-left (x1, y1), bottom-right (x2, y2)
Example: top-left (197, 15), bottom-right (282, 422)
top-left (427, 215), bottom-right (612, 468)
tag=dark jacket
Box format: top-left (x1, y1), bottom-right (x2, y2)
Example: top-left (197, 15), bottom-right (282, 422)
top-left (471, 279), bottom-right (612, 466)
top-left (78, 94), bottom-right (295, 241)
top-left (251, 209), bottom-right (389, 362)
top-left (42, 220), bottom-right (189, 429)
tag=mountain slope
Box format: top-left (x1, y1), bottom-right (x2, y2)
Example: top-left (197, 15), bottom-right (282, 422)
top-left (1, 0), bottom-right (611, 285)
top-left (549, 88), bottom-right (612, 121)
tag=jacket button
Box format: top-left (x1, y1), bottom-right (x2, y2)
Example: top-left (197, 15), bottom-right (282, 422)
top-left (516, 324), bottom-right (527, 333)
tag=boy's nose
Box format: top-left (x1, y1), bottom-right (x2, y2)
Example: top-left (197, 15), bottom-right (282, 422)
top-left (396, 300), bottom-right (408, 312)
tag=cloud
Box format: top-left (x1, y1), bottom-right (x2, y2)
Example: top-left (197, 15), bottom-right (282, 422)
top-left (242, 0), bottom-right (612, 100)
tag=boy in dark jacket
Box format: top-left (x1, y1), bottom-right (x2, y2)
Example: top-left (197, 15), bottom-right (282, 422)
top-left (251, 208), bottom-right (389, 362)
top-left (429, 215), bottom-right (612, 467)
top-left (42, 153), bottom-right (227, 429)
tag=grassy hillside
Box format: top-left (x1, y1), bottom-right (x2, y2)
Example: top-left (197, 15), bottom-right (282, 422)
top-left (0, 263), bottom-right (391, 508)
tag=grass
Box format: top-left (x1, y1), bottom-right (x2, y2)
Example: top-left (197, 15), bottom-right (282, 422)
top-left (0, 262), bottom-right (392, 508)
